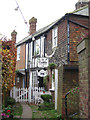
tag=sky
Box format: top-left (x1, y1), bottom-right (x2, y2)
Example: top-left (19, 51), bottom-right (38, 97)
top-left (0, 0), bottom-right (78, 43)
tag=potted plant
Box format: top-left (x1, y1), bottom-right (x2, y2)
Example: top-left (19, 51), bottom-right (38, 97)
top-left (48, 63), bottom-right (56, 70)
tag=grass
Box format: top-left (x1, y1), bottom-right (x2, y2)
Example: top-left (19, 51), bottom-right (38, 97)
top-left (29, 104), bottom-right (60, 119)
top-left (13, 102), bottom-right (23, 118)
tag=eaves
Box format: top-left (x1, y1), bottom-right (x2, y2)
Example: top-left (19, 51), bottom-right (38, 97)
top-left (16, 13), bottom-right (89, 47)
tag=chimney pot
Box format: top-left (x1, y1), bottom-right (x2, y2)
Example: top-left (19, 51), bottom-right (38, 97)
top-left (11, 30), bottom-right (17, 43)
top-left (75, 0), bottom-right (88, 10)
top-left (29, 17), bottom-right (37, 35)
top-left (29, 17), bottom-right (37, 24)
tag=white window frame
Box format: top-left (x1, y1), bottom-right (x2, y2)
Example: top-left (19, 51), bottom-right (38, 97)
top-left (34, 39), bottom-right (40, 56)
top-left (17, 46), bottom-right (20, 61)
top-left (52, 27), bottom-right (58, 49)
top-left (26, 43), bottom-right (28, 69)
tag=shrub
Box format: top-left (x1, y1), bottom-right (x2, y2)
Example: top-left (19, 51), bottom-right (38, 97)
top-left (41, 94), bottom-right (52, 102)
top-left (38, 102), bottom-right (54, 110)
top-left (48, 63), bottom-right (56, 70)
top-left (6, 97), bottom-right (16, 106)
top-left (43, 75), bottom-right (49, 90)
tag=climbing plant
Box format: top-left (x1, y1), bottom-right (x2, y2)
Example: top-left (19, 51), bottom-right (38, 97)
top-left (2, 38), bottom-right (17, 106)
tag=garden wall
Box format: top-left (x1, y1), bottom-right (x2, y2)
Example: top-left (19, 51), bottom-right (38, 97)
top-left (57, 65), bottom-right (79, 117)
top-left (77, 38), bottom-right (90, 118)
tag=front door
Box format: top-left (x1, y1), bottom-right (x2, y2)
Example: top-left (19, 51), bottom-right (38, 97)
top-left (38, 76), bottom-right (43, 87)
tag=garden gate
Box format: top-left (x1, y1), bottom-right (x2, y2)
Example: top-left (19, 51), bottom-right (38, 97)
top-left (10, 87), bottom-right (51, 104)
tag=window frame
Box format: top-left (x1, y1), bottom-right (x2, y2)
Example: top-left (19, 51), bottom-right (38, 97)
top-left (17, 46), bottom-right (20, 61)
top-left (52, 27), bottom-right (58, 49)
top-left (34, 39), bottom-right (40, 56)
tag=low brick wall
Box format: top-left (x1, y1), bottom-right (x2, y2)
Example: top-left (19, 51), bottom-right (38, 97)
top-left (77, 38), bottom-right (90, 118)
top-left (57, 65), bottom-right (79, 117)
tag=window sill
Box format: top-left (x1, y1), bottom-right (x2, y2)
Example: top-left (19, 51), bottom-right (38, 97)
top-left (32, 55), bottom-right (40, 58)
top-left (49, 89), bottom-right (55, 92)
top-left (16, 59), bottom-right (20, 61)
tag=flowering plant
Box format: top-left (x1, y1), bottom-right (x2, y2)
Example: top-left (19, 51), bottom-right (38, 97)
top-left (1, 105), bottom-right (14, 118)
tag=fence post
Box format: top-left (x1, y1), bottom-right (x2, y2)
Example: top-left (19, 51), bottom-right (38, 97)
top-left (29, 87), bottom-right (31, 103)
top-left (26, 88), bottom-right (27, 102)
top-left (10, 89), bottom-right (13, 98)
top-left (19, 88), bottom-right (20, 102)
top-left (13, 86), bottom-right (16, 99)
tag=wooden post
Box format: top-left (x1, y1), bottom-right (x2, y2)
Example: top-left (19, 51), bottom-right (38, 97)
top-left (55, 69), bottom-right (58, 110)
top-left (13, 86), bottom-right (16, 99)
top-left (19, 88), bottom-right (20, 102)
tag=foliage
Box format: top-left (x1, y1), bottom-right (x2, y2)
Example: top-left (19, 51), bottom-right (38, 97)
top-left (6, 96), bottom-right (16, 107)
top-left (43, 75), bottom-right (49, 90)
top-left (38, 102), bottom-right (54, 110)
top-left (2, 38), bottom-right (17, 91)
top-left (15, 69), bottom-right (19, 74)
top-left (13, 103), bottom-right (23, 116)
top-left (41, 94), bottom-right (52, 102)
top-left (1, 105), bottom-right (14, 119)
top-left (30, 104), bottom-right (60, 119)
top-left (48, 63), bottom-right (56, 70)
top-left (1, 103), bottom-right (22, 119)
top-left (65, 87), bottom-right (79, 118)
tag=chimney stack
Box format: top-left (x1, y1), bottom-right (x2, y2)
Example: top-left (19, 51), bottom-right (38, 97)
top-left (11, 30), bottom-right (17, 43)
top-left (29, 17), bottom-right (37, 35)
top-left (75, 0), bottom-right (88, 10)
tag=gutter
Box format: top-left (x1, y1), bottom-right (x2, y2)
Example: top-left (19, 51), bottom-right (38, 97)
top-left (16, 13), bottom-right (88, 47)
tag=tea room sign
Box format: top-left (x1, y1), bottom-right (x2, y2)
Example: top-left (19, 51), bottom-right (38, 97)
top-left (38, 57), bottom-right (48, 68)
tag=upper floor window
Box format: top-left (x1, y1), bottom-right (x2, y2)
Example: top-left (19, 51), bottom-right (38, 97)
top-left (52, 27), bottom-right (58, 49)
top-left (34, 39), bottom-right (40, 56)
top-left (17, 46), bottom-right (20, 61)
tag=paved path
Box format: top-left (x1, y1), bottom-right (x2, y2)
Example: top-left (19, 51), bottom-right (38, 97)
top-left (21, 103), bottom-right (32, 119)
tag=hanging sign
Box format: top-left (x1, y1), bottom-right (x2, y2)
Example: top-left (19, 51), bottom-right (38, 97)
top-left (38, 69), bottom-right (47, 77)
top-left (38, 57), bottom-right (48, 68)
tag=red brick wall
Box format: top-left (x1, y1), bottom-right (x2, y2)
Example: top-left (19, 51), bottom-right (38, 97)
top-left (46, 16), bottom-right (88, 66)
top-left (57, 65), bottom-right (79, 117)
top-left (69, 18), bottom-right (88, 62)
top-left (77, 38), bottom-right (89, 118)
top-left (46, 20), bottom-right (68, 66)
top-left (58, 20), bottom-right (67, 43)
top-left (16, 43), bottom-right (26, 70)
top-left (69, 15), bottom-right (89, 27)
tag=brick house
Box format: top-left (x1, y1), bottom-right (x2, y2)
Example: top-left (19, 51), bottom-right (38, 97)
top-left (15, 0), bottom-right (89, 114)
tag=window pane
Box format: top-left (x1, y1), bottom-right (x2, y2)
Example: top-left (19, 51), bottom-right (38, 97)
top-left (17, 46), bottom-right (20, 60)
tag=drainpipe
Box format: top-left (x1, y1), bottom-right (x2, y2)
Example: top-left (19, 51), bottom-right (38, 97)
top-left (44, 35), bottom-right (46, 57)
top-left (67, 17), bottom-right (70, 63)
top-left (26, 41), bottom-right (29, 87)
top-left (28, 40), bottom-right (29, 67)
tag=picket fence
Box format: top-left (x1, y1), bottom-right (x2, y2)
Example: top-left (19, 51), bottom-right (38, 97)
top-left (10, 87), bottom-right (51, 104)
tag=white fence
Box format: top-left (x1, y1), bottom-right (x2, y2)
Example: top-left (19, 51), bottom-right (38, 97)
top-left (10, 86), bottom-right (51, 104)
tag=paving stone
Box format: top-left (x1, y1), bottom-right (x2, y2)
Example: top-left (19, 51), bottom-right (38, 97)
top-left (21, 103), bottom-right (32, 119)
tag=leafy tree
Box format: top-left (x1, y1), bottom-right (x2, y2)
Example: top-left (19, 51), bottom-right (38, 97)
top-left (2, 38), bottom-right (17, 106)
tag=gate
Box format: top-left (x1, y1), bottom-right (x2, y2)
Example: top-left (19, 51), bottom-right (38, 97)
top-left (10, 87), bottom-right (51, 104)
top-left (10, 87), bottom-right (29, 102)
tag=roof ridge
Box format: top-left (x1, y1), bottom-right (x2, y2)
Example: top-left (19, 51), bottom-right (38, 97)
top-left (70, 4), bottom-right (88, 13)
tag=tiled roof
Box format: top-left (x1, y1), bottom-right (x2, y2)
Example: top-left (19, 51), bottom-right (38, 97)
top-left (16, 18), bottom-right (60, 46)
top-left (71, 5), bottom-right (88, 16)
top-left (16, 8), bottom-right (89, 47)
